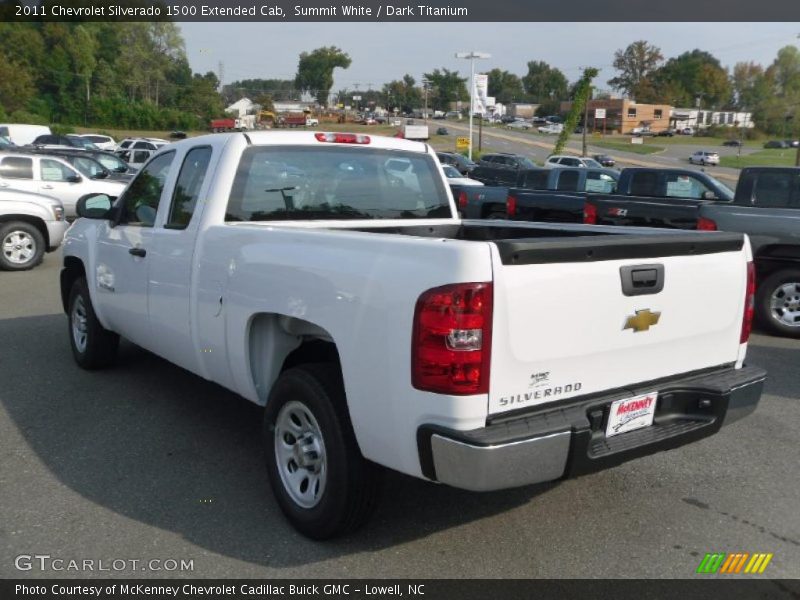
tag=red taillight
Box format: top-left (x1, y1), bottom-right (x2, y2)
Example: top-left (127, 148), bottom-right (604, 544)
top-left (458, 190), bottom-right (468, 210)
top-left (697, 217), bottom-right (718, 231)
top-left (741, 261), bottom-right (755, 343)
top-left (583, 202), bottom-right (597, 224)
top-left (314, 132), bottom-right (371, 144)
top-left (506, 195), bottom-right (517, 217)
top-left (412, 282), bottom-right (493, 395)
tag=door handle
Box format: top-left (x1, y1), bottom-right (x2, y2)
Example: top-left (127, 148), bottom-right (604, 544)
top-left (129, 247), bottom-right (147, 258)
top-left (41, 184), bottom-right (54, 189)
top-left (0, 182), bottom-right (9, 187)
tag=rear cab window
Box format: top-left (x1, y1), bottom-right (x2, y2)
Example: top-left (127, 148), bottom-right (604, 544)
top-left (226, 146), bottom-right (451, 221)
top-left (751, 171), bottom-right (800, 208)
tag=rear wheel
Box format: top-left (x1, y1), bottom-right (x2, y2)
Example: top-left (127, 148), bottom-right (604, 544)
top-left (68, 277), bottom-right (120, 368)
top-left (756, 269), bottom-right (800, 337)
top-left (0, 221), bottom-right (45, 271)
top-left (486, 210), bottom-right (506, 220)
top-left (264, 364), bottom-right (382, 539)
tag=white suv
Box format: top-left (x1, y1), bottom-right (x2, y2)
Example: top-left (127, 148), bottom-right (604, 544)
top-left (689, 150), bottom-right (720, 166)
top-left (0, 153), bottom-right (126, 218)
top-left (545, 155), bottom-right (604, 169)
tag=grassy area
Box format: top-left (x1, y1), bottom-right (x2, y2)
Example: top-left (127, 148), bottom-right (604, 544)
top-left (590, 140), bottom-right (664, 155)
top-left (720, 148), bottom-right (800, 168)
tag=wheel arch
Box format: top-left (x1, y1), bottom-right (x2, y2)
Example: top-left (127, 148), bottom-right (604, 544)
top-left (247, 312), bottom-right (343, 408)
top-left (0, 214), bottom-right (49, 250)
top-left (60, 256), bottom-right (86, 313)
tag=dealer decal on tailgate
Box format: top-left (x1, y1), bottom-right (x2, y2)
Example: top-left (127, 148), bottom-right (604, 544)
top-left (606, 392), bottom-right (658, 437)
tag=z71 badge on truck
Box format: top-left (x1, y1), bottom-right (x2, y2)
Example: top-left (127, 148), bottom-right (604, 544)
top-left (60, 131), bottom-right (765, 538)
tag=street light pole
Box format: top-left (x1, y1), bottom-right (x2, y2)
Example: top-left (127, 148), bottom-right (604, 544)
top-left (456, 51), bottom-right (490, 161)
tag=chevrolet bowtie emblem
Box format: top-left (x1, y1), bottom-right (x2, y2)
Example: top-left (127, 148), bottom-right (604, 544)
top-left (623, 309), bottom-right (661, 333)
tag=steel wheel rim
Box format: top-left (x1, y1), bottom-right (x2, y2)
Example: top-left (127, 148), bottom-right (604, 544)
top-left (274, 400), bottom-right (327, 509)
top-left (2, 230), bottom-right (36, 265)
top-left (770, 282), bottom-right (800, 327)
top-left (71, 295), bottom-right (88, 353)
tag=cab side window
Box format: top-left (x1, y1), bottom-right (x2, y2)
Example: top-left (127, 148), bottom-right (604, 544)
top-left (40, 159), bottom-right (78, 182)
top-left (166, 147), bottom-right (212, 229)
top-left (117, 152), bottom-right (175, 227)
top-left (664, 173), bottom-right (712, 199)
top-left (0, 156), bottom-right (33, 179)
top-left (556, 169), bottom-right (580, 191)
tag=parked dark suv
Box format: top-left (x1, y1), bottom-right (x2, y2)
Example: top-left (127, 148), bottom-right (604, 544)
top-left (471, 153), bottom-right (537, 185)
top-left (436, 152), bottom-right (477, 175)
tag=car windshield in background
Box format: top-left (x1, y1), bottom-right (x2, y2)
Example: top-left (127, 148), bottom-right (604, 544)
top-left (519, 157), bottom-right (536, 169)
top-left (70, 156), bottom-right (107, 178)
top-left (583, 159), bottom-right (603, 168)
top-left (227, 146), bottom-right (452, 221)
top-left (708, 176), bottom-right (735, 200)
top-left (93, 153), bottom-right (128, 172)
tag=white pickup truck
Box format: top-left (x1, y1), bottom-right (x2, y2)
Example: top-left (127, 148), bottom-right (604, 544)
top-left (60, 131), bottom-right (765, 539)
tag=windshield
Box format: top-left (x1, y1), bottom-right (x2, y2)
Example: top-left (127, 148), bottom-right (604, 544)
top-left (227, 145), bottom-right (452, 221)
top-left (94, 153), bottom-right (128, 172)
top-left (442, 165), bottom-right (461, 178)
top-left (519, 157), bottom-right (536, 169)
top-left (70, 156), bottom-right (107, 178)
top-left (707, 176), bottom-right (735, 200)
top-left (583, 159), bottom-right (603, 168)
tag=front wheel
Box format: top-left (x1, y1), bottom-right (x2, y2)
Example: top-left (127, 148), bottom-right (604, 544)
top-left (756, 269), bottom-right (800, 337)
top-left (264, 364), bottom-right (382, 539)
top-left (68, 277), bottom-right (120, 368)
top-left (0, 221), bottom-right (45, 271)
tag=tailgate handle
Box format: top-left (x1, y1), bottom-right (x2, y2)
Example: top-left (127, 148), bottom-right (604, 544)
top-left (620, 264), bottom-right (664, 296)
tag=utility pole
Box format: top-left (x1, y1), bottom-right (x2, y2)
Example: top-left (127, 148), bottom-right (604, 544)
top-left (456, 51), bottom-right (491, 161)
top-left (422, 78), bottom-right (430, 122)
top-left (582, 99), bottom-right (589, 156)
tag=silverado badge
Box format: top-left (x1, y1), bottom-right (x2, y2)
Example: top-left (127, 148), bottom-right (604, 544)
top-left (623, 309), bottom-right (661, 333)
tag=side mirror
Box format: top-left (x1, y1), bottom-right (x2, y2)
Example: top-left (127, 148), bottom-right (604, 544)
top-left (76, 193), bottom-right (113, 219)
top-left (66, 174), bottom-right (82, 184)
top-left (703, 191), bottom-right (717, 200)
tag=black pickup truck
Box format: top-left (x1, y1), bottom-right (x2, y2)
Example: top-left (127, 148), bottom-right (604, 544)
top-left (582, 168), bottom-right (735, 229)
top-left (453, 167), bottom-right (619, 219)
top-left (697, 167), bottom-right (800, 337)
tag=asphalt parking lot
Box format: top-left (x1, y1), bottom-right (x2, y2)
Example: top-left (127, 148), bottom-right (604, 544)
top-left (1, 251), bottom-right (798, 579)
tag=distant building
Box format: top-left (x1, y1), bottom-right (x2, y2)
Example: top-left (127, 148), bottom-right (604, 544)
top-left (273, 101), bottom-right (315, 113)
top-left (671, 108), bottom-right (754, 130)
top-left (560, 99), bottom-right (672, 134)
top-left (507, 103), bottom-right (539, 119)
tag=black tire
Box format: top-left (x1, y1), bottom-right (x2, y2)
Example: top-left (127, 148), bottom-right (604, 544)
top-left (487, 211), bottom-right (506, 220)
top-left (67, 277), bottom-right (120, 369)
top-left (756, 269), bottom-right (800, 338)
top-left (264, 364), bottom-right (382, 539)
top-left (0, 221), bottom-right (45, 271)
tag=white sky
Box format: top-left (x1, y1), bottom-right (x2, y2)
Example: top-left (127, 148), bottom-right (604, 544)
top-left (179, 22), bottom-right (800, 91)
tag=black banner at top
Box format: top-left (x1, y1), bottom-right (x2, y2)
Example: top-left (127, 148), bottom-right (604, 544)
top-left (2, 0), bottom-right (800, 21)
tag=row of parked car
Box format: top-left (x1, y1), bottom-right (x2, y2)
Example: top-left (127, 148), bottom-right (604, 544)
top-left (0, 125), bottom-right (174, 271)
top-left (440, 149), bottom-right (799, 337)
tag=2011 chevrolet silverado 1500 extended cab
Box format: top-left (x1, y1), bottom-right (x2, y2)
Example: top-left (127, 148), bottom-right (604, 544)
top-left (60, 131), bottom-right (765, 539)
top-left (697, 167), bottom-right (800, 338)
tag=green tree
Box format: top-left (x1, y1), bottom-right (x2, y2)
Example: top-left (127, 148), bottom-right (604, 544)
top-left (0, 51), bottom-right (35, 113)
top-left (650, 50), bottom-right (731, 108)
top-left (487, 68), bottom-right (524, 104)
top-left (553, 68), bottom-right (598, 156)
top-left (607, 40), bottom-right (663, 100)
top-left (522, 61), bottom-right (568, 104)
top-left (295, 46), bottom-right (352, 106)
top-left (422, 68), bottom-right (468, 111)
top-left (383, 74), bottom-right (421, 113)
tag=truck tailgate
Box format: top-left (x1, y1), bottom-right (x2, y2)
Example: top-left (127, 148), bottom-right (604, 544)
top-left (488, 233), bottom-right (748, 415)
